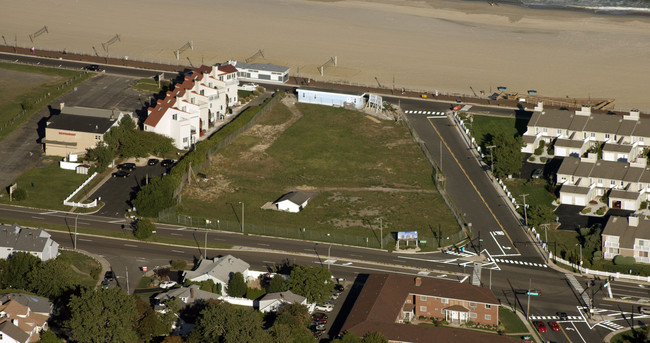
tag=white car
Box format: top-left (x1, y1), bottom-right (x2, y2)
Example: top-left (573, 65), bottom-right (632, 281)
top-left (315, 303), bottom-right (333, 312)
top-left (159, 281), bottom-right (177, 289)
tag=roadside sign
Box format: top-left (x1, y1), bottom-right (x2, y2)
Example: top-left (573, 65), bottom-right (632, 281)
top-left (526, 290), bottom-right (541, 296)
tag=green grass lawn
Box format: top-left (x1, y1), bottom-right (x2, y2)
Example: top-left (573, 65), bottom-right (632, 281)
top-left (59, 250), bottom-right (102, 281)
top-left (503, 178), bottom-right (556, 210)
top-left (177, 102), bottom-right (460, 250)
top-left (0, 161), bottom-right (89, 210)
top-left (499, 307), bottom-right (528, 333)
top-left (0, 62), bottom-right (90, 142)
top-left (470, 114), bottom-right (529, 148)
top-left (131, 78), bottom-right (170, 94)
top-left (610, 327), bottom-right (649, 343)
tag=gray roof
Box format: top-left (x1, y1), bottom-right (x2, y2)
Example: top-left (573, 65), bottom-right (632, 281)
top-left (559, 184), bottom-right (592, 195)
top-left (589, 160), bottom-right (629, 180)
top-left (260, 290), bottom-right (306, 304)
top-left (0, 294), bottom-right (52, 314)
top-left (555, 138), bottom-right (587, 148)
top-left (616, 119), bottom-right (638, 137)
top-left (522, 135), bottom-right (537, 144)
top-left (47, 113), bottom-right (117, 134)
top-left (557, 156), bottom-right (581, 176)
top-left (183, 255), bottom-right (250, 283)
top-left (584, 114), bottom-right (623, 134)
top-left (0, 321), bottom-right (29, 343)
top-left (603, 216), bottom-right (650, 248)
top-left (298, 87), bottom-right (365, 97)
top-left (0, 225), bottom-right (54, 254)
top-left (274, 191), bottom-right (311, 206)
top-left (232, 61), bottom-right (290, 73)
top-left (61, 106), bottom-right (127, 119)
top-left (609, 190), bottom-right (642, 201)
top-left (154, 285), bottom-right (220, 304)
top-left (603, 143), bottom-right (633, 153)
top-left (567, 114), bottom-right (589, 132)
top-left (531, 111), bottom-right (574, 131)
top-left (631, 119), bottom-right (650, 138)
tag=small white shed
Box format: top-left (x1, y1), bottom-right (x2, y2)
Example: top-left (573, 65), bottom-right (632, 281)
top-left (274, 192), bottom-right (311, 213)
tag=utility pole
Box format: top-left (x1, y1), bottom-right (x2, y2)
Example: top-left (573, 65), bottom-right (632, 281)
top-left (487, 145), bottom-right (496, 176)
top-left (576, 243), bottom-right (583, 271)
top-left (126, 267), bottom-right (130, 294)
top-left (521, 194), bottom-right (529, 226)
top-left (489, 268), bottom-right (492, 290)
top-left (238, 201), bottom-right (245, 233)
top-left (74, 214), bottom-right (79, 250)
top-left (526, 278), bottom-right (531, 320)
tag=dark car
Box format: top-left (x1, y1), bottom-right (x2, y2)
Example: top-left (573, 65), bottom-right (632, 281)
top-left (85, 64), bottom-right (101, 71)
top-left (147, 158), bottom-right (160, 166)
top-left (112, 170), bottom-right (130, 178)
top-left (101, 279), bottom-right (110, 289)
top-left (105, 270), bottom-right (115, 280)
top-left (311, 313), bottom-right (328, 323)
top-left (531, 169), bottom-right (543, 179)
top-left (160, 159), bottom-right (174, 168)
top-left (118, 163), bottom-right (136, 171)
top-left (334, 284), bottom-right (344, 292)
top-left (557, 312), bottom-right (568, 321)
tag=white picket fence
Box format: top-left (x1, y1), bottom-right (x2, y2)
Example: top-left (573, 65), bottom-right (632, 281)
top-left (63, 172), bottom-right (98, 208)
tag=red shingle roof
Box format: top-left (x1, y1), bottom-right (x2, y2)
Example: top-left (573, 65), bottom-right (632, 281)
top-left (144, 95), bottom-right (176, 127)
top-left (217, 64), bottom-right (238, 74)
top-left (194, 65), bottom-right (212, 74)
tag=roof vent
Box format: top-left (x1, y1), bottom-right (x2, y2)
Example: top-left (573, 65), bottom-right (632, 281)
top-left (414, 277), bottom-right (422, 287)
top-left (629, 216), bottom-right (639, 227)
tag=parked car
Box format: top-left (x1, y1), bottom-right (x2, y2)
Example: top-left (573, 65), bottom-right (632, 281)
top-left (315, 303), bottom-right (333, 312)
top-left (105, 270), bottom-right (115, 281)
top-left (531, 168), bottom-right (543, 179)
top-left (334, 284), bottom-right (344, 292)
top-left (549, 321), bottom-right (560, 331)
top-left (118, 163), bottom-right (136, 171)
top-left (312, 323), bottom-right (326, 331)
top-left (159, 281), bottom-right (177, 289)
top-left (112, 170), bottom-right (130, 178)
top-left (160, 159), bottom-right (175, 168)
top-left (330, 292), bottom-right (339, 300)
top-left (84, 64), bottom-right (101, 71)
top-left (640, 306), bottom-right (650, 315)
top-left (147, 158), bottom-right (160, 166)
top-left (101, 279), bottom-right (110, 289)
top-left (311, 313), bottom-right (328, 323)
top-left (535, 321), bottom-right (547, 333)
top-left (557, 312), bottom-right (568, 320)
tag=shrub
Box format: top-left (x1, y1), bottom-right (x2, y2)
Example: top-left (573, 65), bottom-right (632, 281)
top-left (245, 287), bottom-right (266, 300)
top-left (641, 201), bottom-right (648, 210)
top-left (613, 255), bottom-right (636, 265)
top-left (546, 143), bottom-right (554, 155)
top-left (534, 141), bottom-right (545, 156)
top-left (593, 251), bottom-right (602, 261)
top-left (170, 260), bottom-right (187, 270)
top-left (528, 156), bottom-right (535, 161)
top-left (12, 188), bottom-right (27, 201)
top-left (581, 208), bottom-right (592, 214)
top-left (540, 156), bottom-right (547, 162)
top-left (133, 218), bottom-right (156, 239)
top-left (596, 207), bottom-right (607, 215)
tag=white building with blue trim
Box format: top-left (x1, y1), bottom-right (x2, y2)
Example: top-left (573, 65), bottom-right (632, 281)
top-left (230, 60), bottom-right (290, 83)
top-left (297, 87), bottom-right (366, 109)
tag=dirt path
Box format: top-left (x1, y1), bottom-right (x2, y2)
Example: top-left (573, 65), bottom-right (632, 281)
top-left (293, 186), bottom-right (436, 194)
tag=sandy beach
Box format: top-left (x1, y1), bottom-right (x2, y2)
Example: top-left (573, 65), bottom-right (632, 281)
top-left (1, 0), bottom-right (649, 111)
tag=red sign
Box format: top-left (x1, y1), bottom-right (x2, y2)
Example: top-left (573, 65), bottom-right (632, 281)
top-left (59, 131), bottom-right (76, 136)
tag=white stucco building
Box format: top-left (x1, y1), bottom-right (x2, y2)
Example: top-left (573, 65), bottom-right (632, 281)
top-left (0, 225), bottom-right (59, 261)
top-left (297, 87), bottom-right (366, 109)
top-left (230, 60), bottom-right (289, 83)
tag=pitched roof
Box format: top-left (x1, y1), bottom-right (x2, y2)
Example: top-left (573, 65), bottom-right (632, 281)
top-left (274, 192), bottom-right (311, 206)
top-left (0, 321), bottom-right (29, 343)
top-left (183, 255), bottom-right (250, 283)
top-left (260, 290), bottom-right (306, 304)
top-left (0, 225), bottom-right (54, 255)
top-left (47, 114), bottom-right (118, 134)
top-left (0, 294), bottom-right (52, 315)
top-left (233, 61), bottom-right (290, 73)
top-left (217, 64), bottom-right (238, 74)
top-left (603, 216), bottom-right (650, 248)
top-left (0, 300), bottom-right (28, 317)
top-left (154, 285), bottom-right (220, 304)
top-left (341, 274), bottom-right (515, 343)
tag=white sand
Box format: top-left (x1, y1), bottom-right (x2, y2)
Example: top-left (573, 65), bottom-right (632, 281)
top-left (1, 0), bottom-right (650, 111)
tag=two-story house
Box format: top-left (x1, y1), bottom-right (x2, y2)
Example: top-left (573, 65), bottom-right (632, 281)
top-left (602, 215), bottom-right (650, 264)
top-left (182, 255), bottom-right (251, 295)
top-left (0, 225), bottom-right (59, 261)
top-left (143, 94), bottom-right (200, 150)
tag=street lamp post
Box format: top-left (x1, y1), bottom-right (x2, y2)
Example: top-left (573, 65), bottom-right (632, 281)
top-left (74, 214), bottom-right (79, 250)
top-left (377, 218), bottom-right (383, 249)
top-left (238, 202), bottom-right (245, 233)
top-left (576, 243), bottom-right (583, 271)
top-left (521, 194), bottom-right (529, 227)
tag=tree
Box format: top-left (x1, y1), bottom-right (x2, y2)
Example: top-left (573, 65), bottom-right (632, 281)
top-left (134, 296), bottom-right (164, 342)
top-left (332, 332), bottom-right (362, 343)
top-left (269, 303), bottom-right (315, 343)
top-left (526, 205), bottom-right (555, 227)
top-left (286, 265), bottom-right (334, 303)
top-left (4, 252), bottom-right (41, 290)
top-left (227, 272), bottom-right (247, 297)
top-left (362, 332), bottom-right (388, 343)
top-left (12, 188), bottom-right (27, 201)
top-left (66, 288), bottom-right (138, 343)
top-left (38, 330), bottom-right (62, 343)
top-left (134, 218), bottom-right (156, 239)
top-left (29, 258), bottom-right (77, 300)
top-left (86, 145), bottom-right (114, 172)
top-left (490, 132), bottom-right (524, 178)
top-left (134, 175), bottom-right (180, 217)
top-left (267, 274), bottom-right (287, 293)
top-left (277, 303), bottom-right (310, 326)
top-left (188, 301), bottom-right (269, 343)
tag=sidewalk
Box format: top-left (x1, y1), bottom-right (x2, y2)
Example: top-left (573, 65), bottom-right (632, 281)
top-left (512, 307), bottom-right (542, 343)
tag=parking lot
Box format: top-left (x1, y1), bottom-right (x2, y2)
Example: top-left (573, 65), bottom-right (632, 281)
top-left (92, 160), bottom-right (171, 217)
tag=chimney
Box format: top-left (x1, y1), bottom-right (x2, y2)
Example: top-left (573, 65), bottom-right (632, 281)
top-left (629, 216), bottom-right (639, 227)
top-left (624, 109), bottom-right (641, 121)
top-left (575, 106), bottom-right (591, 116)
top-left (59, 102), bottom-right (65, 112)
top-left (12, 319), bottom-right (17, 326)
top-left (534, 102), bottom-right (544, 112)
top-left (190, 287), bottom-right (194, 298)
top-left (414, 277), bottom-right (422, 287)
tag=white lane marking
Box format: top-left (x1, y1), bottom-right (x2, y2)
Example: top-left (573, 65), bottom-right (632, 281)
top-left (170, 233), bottom-right (182, 236)
top-left (418, 271), bottom-right (430, 275)
top-left (78, 238), bottom-right (92, 242)
top-left (572, 321), bottom-right (587, 343)
top-left (332, 263), bottom-right (458, 282)
top-left (171, 250), bottom-right (185, 253)
top-left (176, 227), bottom-right (185, 231)
top-left (124, 244), bottom-right (138, 248)
top-left (490, 231), bottom-right (507, 256)
top-left (460, 276), bottom-right (469, 283)
top-left (263, 261), bottom-right (275, 264)
top-left (39, 211), bottom-right (58, 215)
top-left (258, 243), bottom-right (270, 246)
top-left (109, 220), bottom-right (123, 224)
top-left (31, 216), bottom-right (44, 219)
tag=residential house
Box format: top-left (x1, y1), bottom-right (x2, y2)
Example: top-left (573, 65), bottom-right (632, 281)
top-left (0, 299), bottom-right (49, 342)
top-left (602, 215), bottom-right (650, 263)
top-left (257, 290), bottom-right (308, 313)
top-left (297, 87), bottom-right (366, 109)
top-left (182, 255), bottom-right (251, 294)
top-left (154, 285), bottom-right (221, 307)
top-left (144, 63), bottom-right (239, 148)
top-left (43, 105), bottom-right (127, 157)
top-left (556, 155), bottom-right (650, 209)
top-left (521, 104), bottom-right (647, 161)
top-left (0, 295), bottom-right (52, 316)
top-left (230, 60), bottom-right (290, 83)
top-left (0, 225), bottom-right (59, 261)
top-left (273, 191), bottom-right (311, 213)
top-left (340, 274), bottom-right (515, 343)
top-left (0, 321), bottom-right (29, 343)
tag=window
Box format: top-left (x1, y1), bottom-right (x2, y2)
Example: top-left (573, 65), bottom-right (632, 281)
top-left (641, 137), bottom-right (645, 142)
top-left (591, 132), bottom-right (596, 137)
top-left (485, 304), bottom-right (491, 309)
top-left (469, 302), bottom-right (476, 308)
top-left (441, 298), bottom-right (448, 304)
top-left (420, 295), bottom-right (427, 301)
top-left (584, 132), bottom-right (587, 139)
top-left (557, 129), bottom-right (562, 135)
top-left (485, 314), bottom-right (492, 321)
top-left (95, 135), bottom-right (101, 140)
top-left (183, 137), bottom-right (188, 143)
top-left (639, 251), bottom-right (648, 258)
top-left (470, 312), bottom-right (477, 318)
top-left (640, 239), bottom-right (647, 247)
top-left (420, 306), bottom-right (427, 312)
top-left (611, 180), bottom-right (616, 186)
top-left (172, 114), bottom-right (177, 120)
top-left (598, 178), bottom-right (603, 184)
top-left (302, 93), bottom-right (305, 98)
top-left (543, 128), bottom-right (548, 133)
top-left (605, 133), bottom-right (610, 139)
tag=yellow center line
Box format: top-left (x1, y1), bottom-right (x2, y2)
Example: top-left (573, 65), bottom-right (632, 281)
top-left (559, 323), bottom-right (573, 343)
top-left (427, 118), bottom-right (520, 254)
